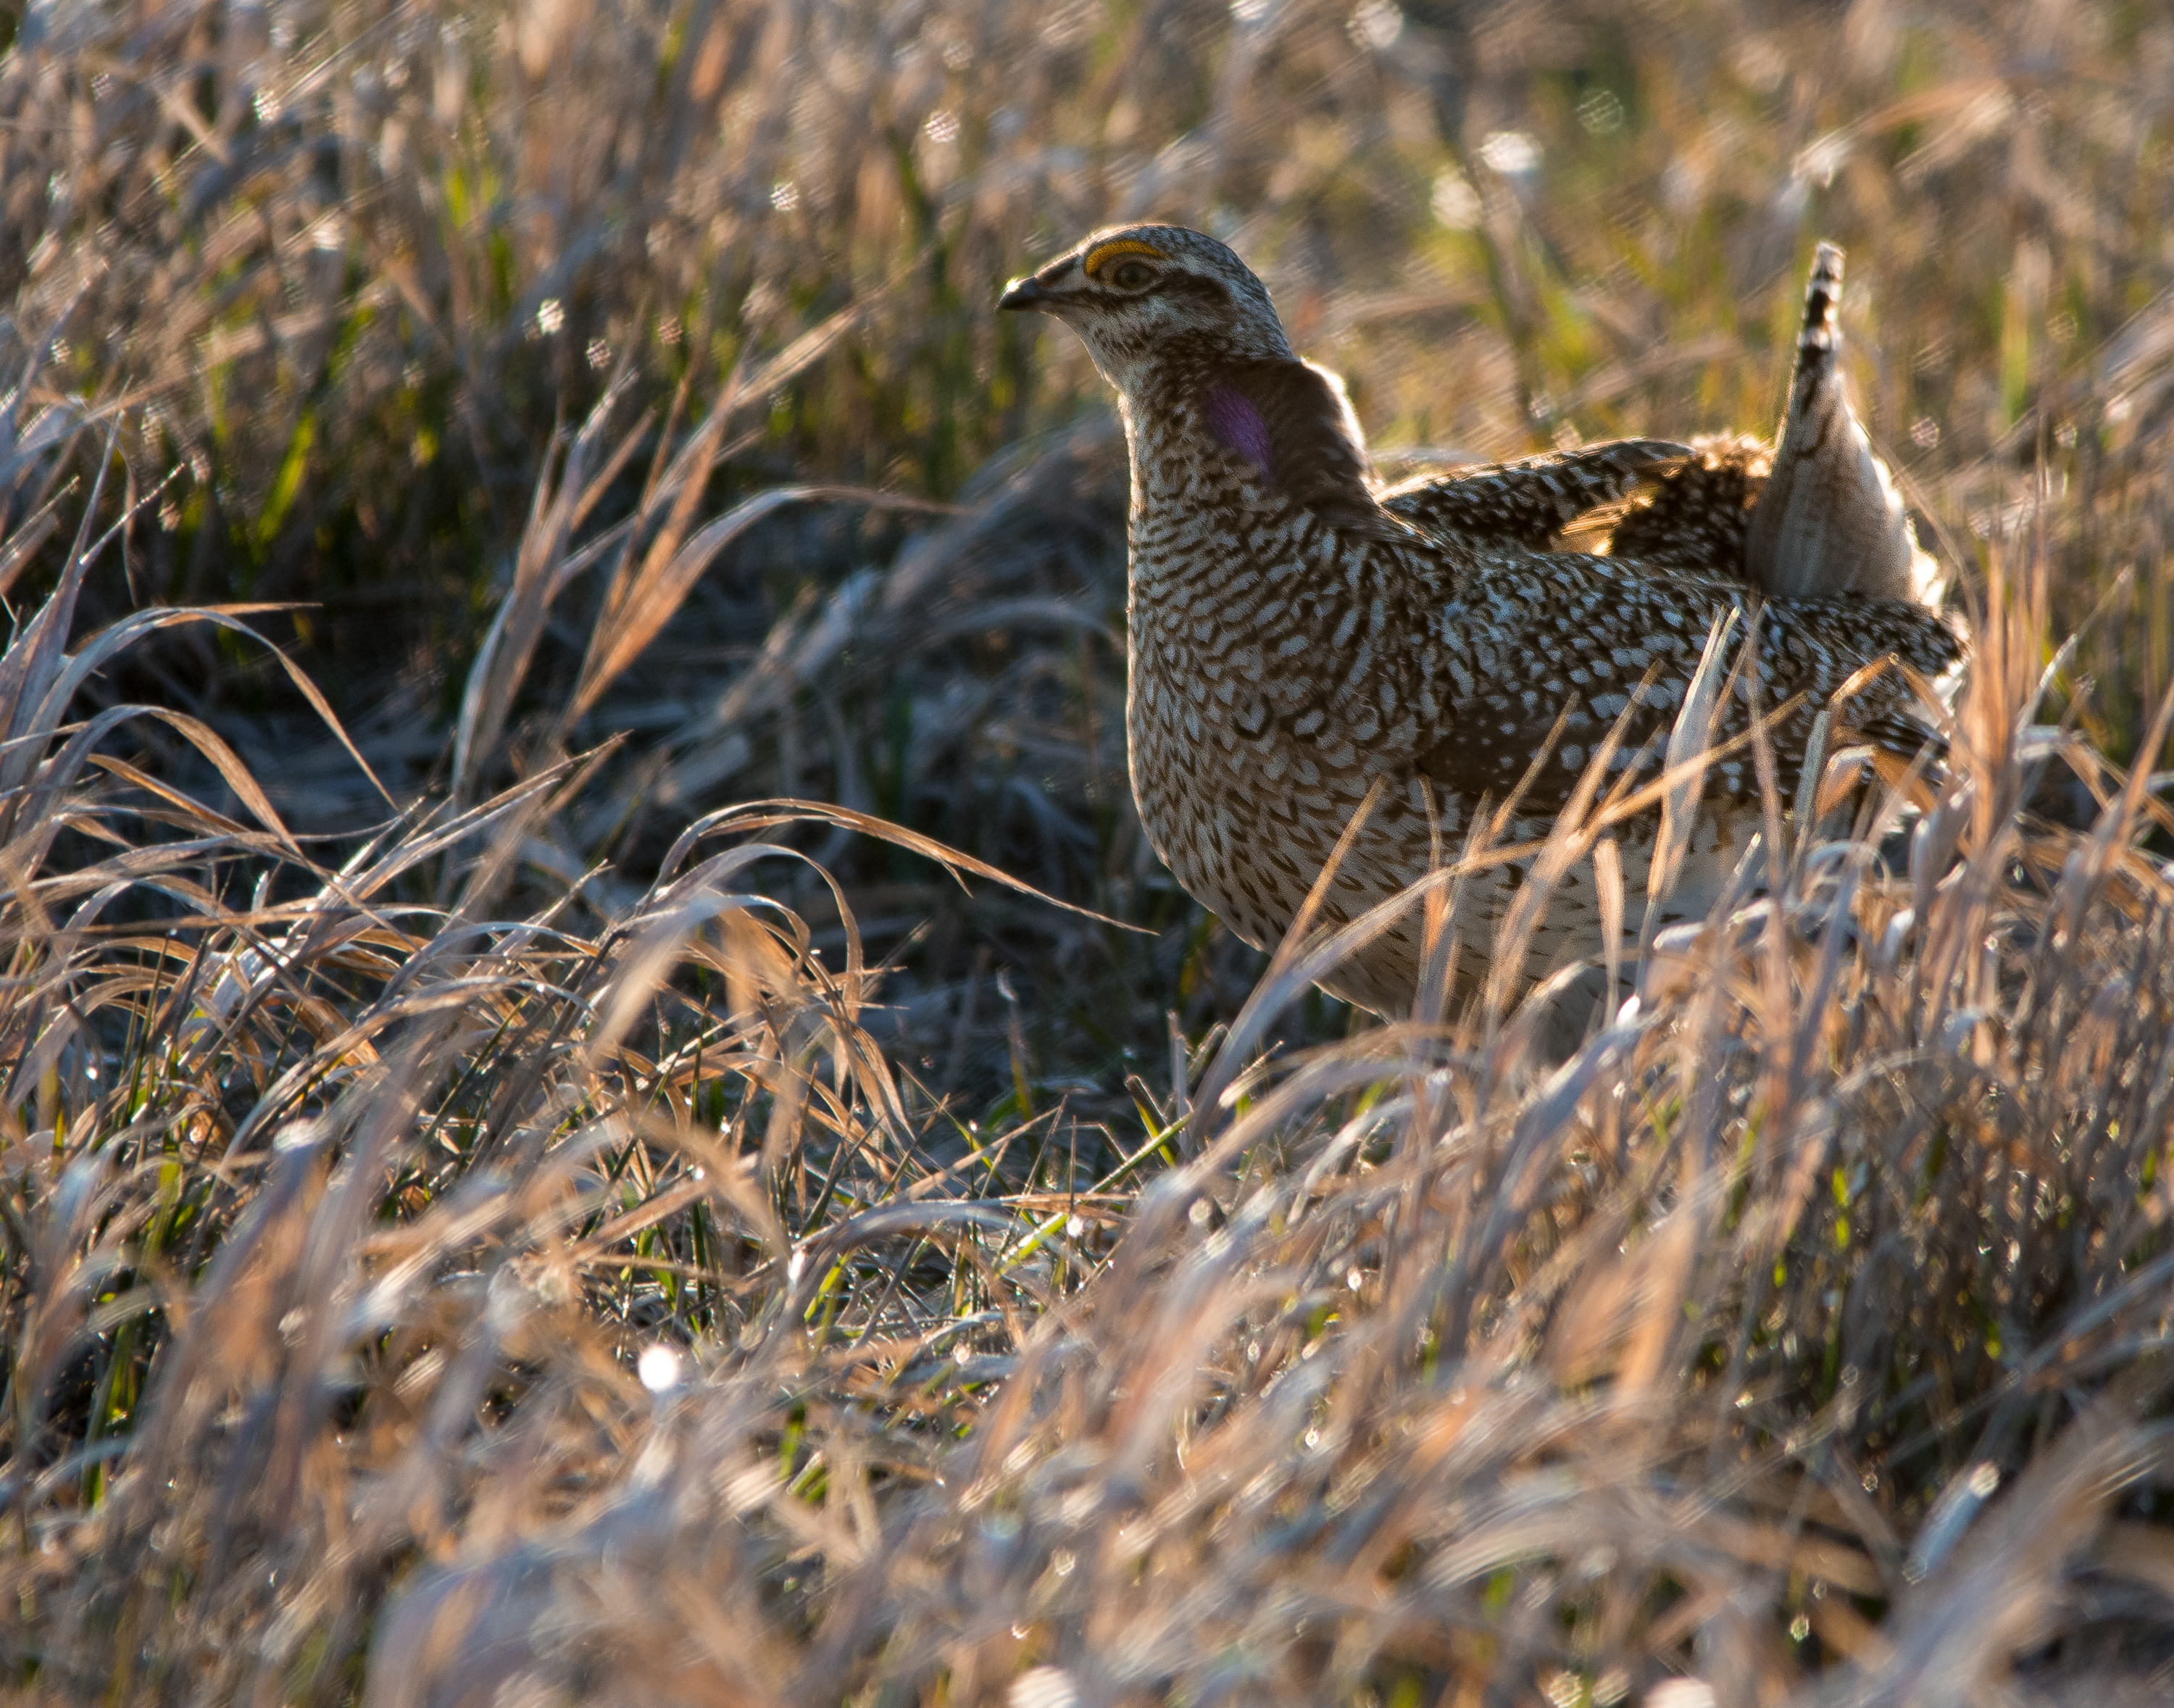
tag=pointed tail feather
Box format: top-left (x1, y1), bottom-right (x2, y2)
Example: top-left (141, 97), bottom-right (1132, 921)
top-left (1744, 242), bottom-right (1933, 605)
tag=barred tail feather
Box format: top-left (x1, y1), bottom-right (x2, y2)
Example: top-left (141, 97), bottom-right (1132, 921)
top-left (1744, 242), bottom-right (1933, 606)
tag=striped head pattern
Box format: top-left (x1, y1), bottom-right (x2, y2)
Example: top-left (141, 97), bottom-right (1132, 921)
top-left (998, 225), bottom-right (1294, 395)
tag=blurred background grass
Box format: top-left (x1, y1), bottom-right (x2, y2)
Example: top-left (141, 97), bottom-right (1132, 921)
top-left (3, 1), bottom-right (2174, 1702)
top-left (11, 0), bottom-right (2172, 689)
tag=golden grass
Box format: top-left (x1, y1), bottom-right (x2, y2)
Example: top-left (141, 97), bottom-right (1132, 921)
top-left (1, 1), bottom-right (2173, 1702)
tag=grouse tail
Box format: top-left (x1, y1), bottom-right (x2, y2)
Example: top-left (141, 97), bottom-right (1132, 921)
top-left (1744, 243), bottom-right (1932, 605)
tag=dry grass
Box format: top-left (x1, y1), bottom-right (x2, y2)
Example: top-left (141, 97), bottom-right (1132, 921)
top-left (2, 1), bottom-right (2173, 1704)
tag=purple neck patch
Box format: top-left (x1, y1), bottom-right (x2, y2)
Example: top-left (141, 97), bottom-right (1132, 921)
top-left (1202, 385), bottom-right (1273, 482)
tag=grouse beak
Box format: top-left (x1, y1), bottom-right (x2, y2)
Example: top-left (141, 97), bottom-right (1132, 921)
top-left (997, 274), bottom-right (1054, 312)
top-left (999, 259), bottom-right (1080, 313)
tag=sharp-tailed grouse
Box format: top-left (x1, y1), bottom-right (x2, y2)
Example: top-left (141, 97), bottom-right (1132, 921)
top-left (999, 227), bottom-right (1960, 1016)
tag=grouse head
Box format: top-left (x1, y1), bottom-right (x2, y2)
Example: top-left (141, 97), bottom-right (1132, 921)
top-left (1001, 225), bottom-right (1383, 526)
top-left (998, 224), bottom-right (1294, 393)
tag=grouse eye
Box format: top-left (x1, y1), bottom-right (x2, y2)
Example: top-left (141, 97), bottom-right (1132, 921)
top-left (1108, 259), bottom-right (1158, 291)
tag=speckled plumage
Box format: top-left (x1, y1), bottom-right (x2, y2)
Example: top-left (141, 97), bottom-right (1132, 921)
top-left (1384, 438), bottom-right (1692, 551)
top-left (1000, 227), bottom-right (1962, 1015)
top-left (1606, 433), bottom-right (1770, 575)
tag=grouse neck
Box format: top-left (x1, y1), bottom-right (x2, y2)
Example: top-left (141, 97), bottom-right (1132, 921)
top-left (1122, 353), bottom-right (1383, 531)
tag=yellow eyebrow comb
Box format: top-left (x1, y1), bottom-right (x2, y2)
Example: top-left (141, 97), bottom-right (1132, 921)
top-left (1083, 238), bottom-right (1167, 277)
